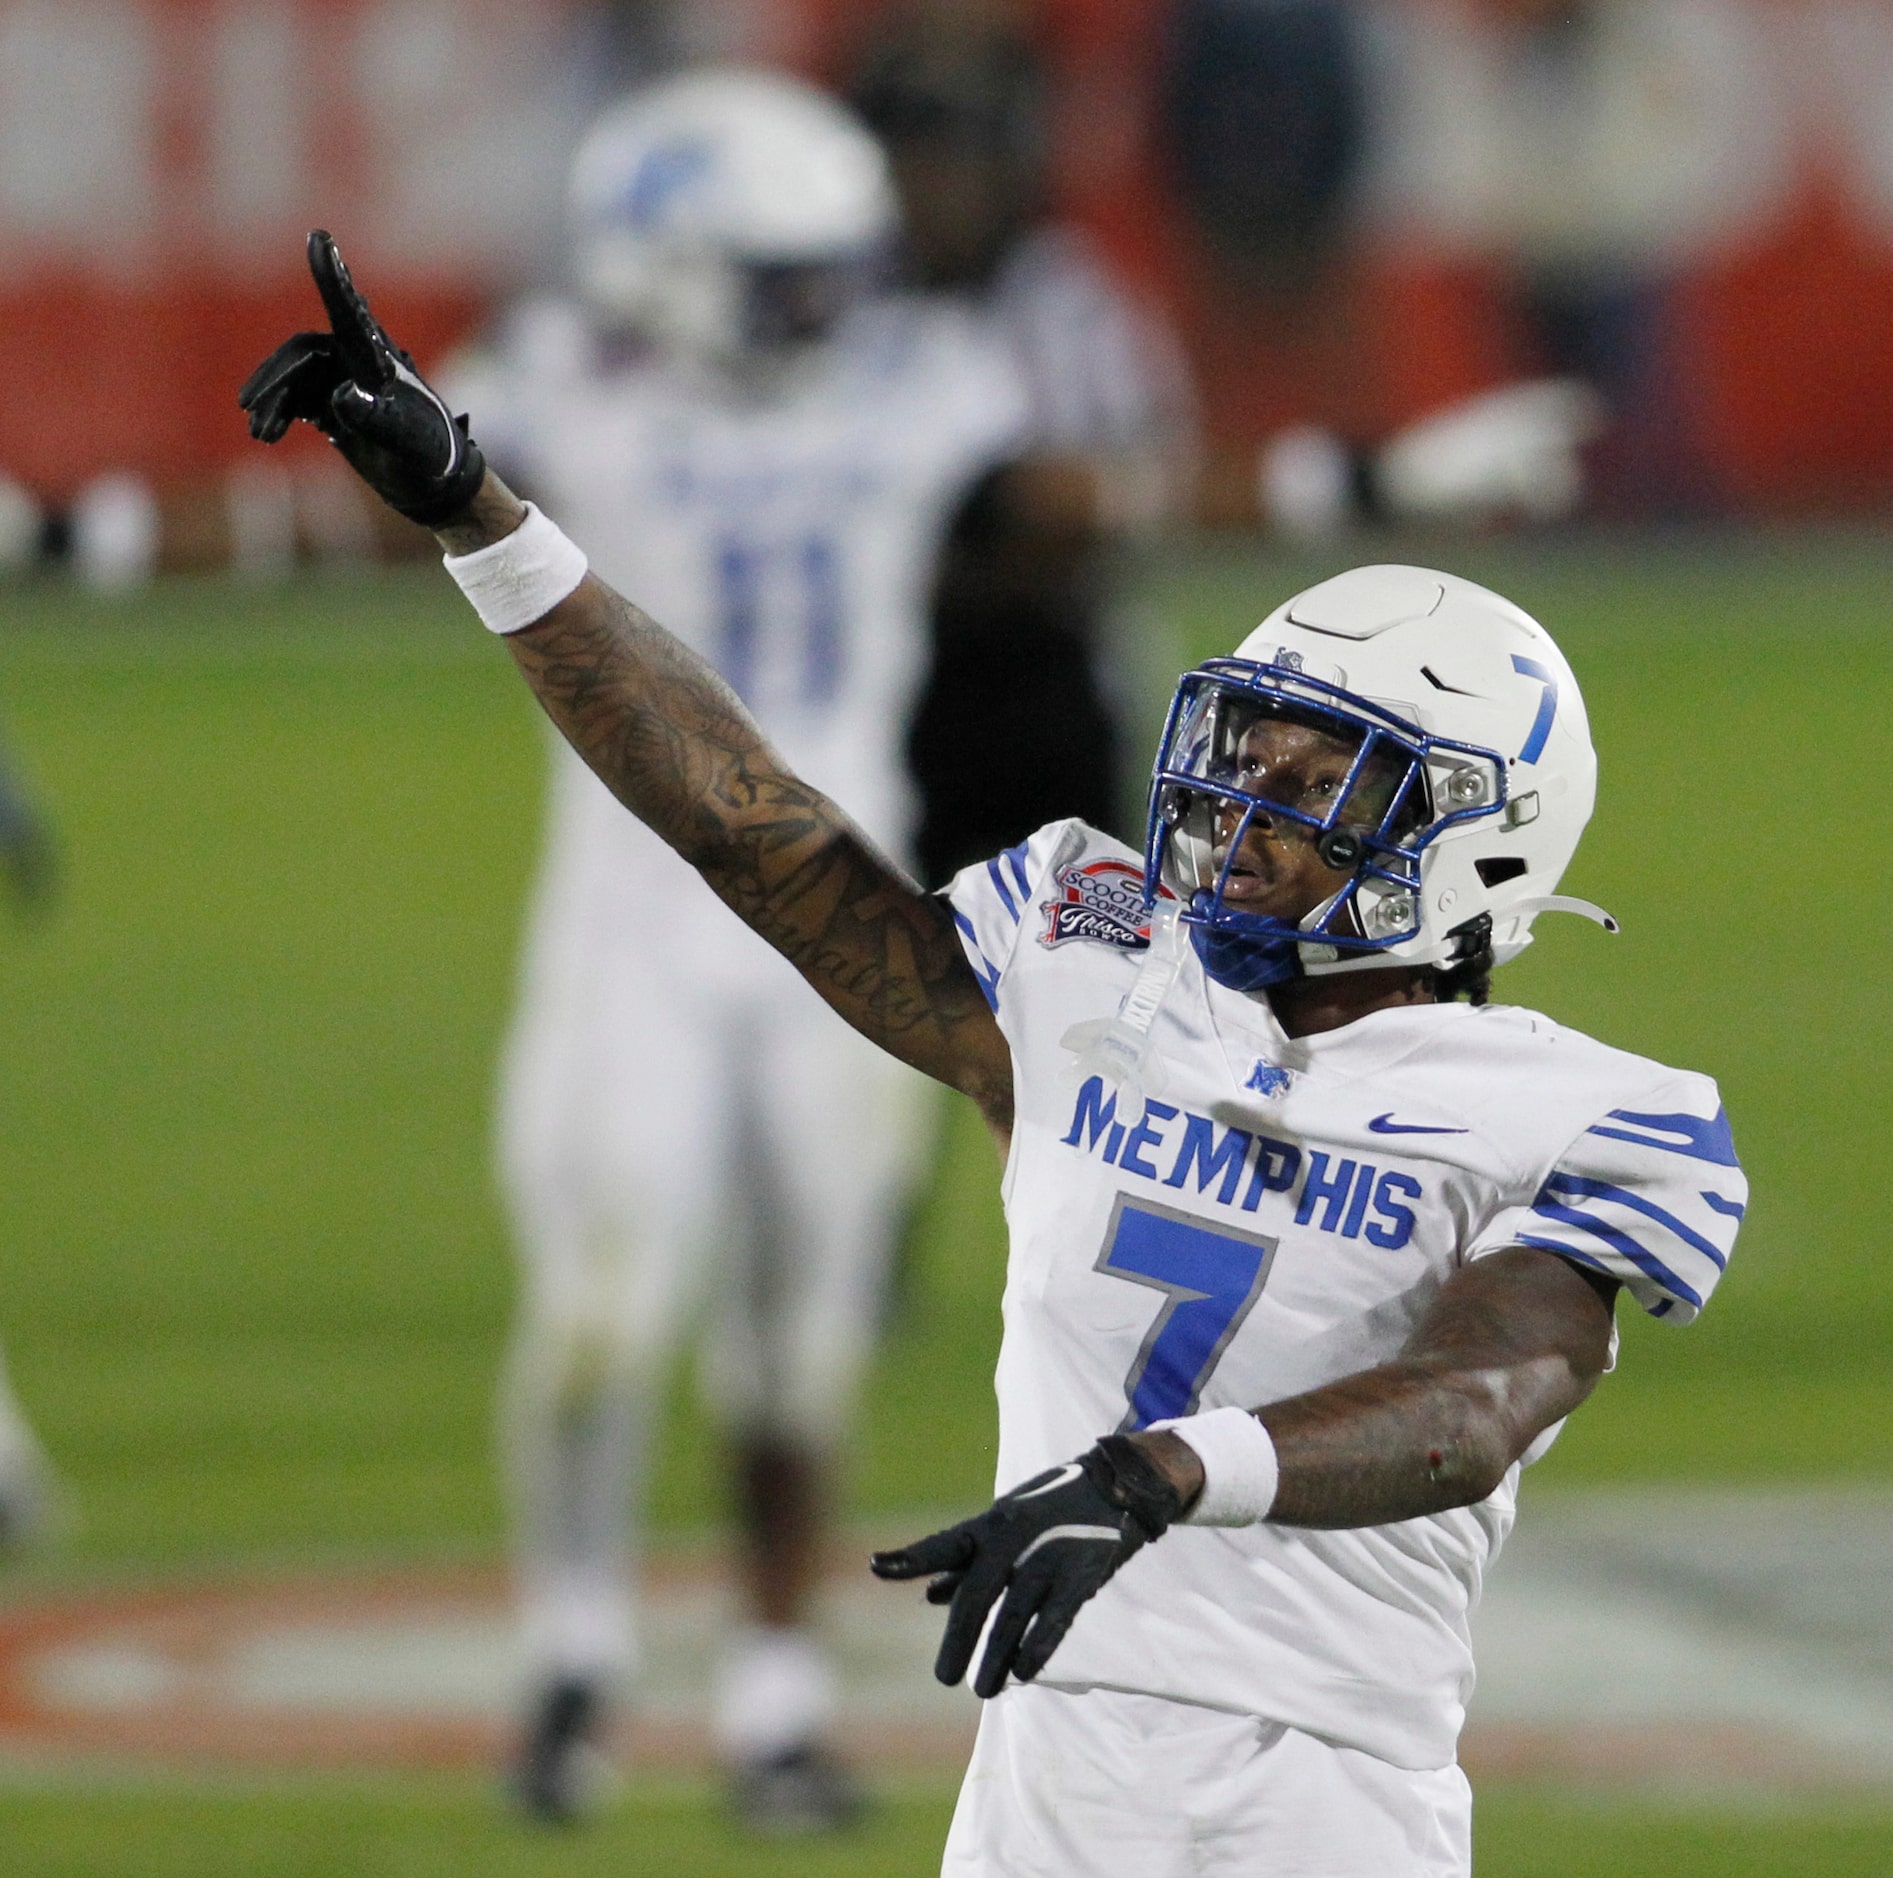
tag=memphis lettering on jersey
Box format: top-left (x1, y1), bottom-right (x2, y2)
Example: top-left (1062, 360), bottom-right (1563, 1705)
top-left (1062, 1076), bottom-right (1421, 1249)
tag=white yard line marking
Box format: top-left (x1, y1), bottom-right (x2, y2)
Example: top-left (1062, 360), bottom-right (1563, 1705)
top-left (0, 1491), bottom-right (1888, 1784)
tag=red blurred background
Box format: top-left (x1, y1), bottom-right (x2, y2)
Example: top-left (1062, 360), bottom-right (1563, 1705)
top-left (4, 0), bottom-right (1892, 516)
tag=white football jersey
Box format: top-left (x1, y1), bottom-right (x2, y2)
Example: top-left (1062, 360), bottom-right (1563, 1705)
top-left (451, 297), bottom-right (1029, 983)
top-left (948, 819), bottom-right (1744, 1771)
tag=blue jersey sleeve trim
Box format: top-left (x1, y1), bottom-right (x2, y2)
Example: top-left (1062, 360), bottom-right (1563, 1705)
top-left (1587, 1105), bottom-right (1739, 1168)
top-left (1524, 1198), bottom-right (1706, 1311)
top-left (985, 857), bottom-right (1021, 924)
top-left (1701, 1190), bottom-right (1746, 1222)
top-left (951, 910), bottom-right (1003, 1012)
top-left (1002, 839), bottom-right (1032, 902)
top-left (1542, 1172), bottom-right (1731, 1272)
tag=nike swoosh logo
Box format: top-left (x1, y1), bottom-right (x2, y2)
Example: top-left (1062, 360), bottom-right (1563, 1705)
top-left (1013, 1463), bottom-right (1085, 1501)
top-left (1016, 1524), bottom-right (1123, 1564)
top-left (1368, 1114), bottom-right (1469, 1136)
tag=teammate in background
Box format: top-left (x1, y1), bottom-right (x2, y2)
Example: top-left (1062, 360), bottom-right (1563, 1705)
top-left (0, 721), bottom-right (64, 1551)
top-left (0, 1346), bottom-right (63, 1552)
top-left (437, 71), bottom-right (1027, 1829)
top-left (0, 733), bottom-right (56, 917)
top-left (244, 235), bottom-right (1743, 1878)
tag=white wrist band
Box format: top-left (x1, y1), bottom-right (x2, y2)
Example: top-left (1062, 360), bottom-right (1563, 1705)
top-left (1152, 1406), bottom-right (1280, 1526)
top-left (442, 502), bottom-right (588, 635)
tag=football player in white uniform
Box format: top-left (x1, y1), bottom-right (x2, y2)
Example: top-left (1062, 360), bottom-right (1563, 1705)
top-left (437, 71), bottom-right (1026, 1826)
top-left (243, 238), bottom-right (1744, 1878)
top-left (0, 741), bottom-right (63, 1552)
top-left (0, 1343), bottom-right (62, 1551)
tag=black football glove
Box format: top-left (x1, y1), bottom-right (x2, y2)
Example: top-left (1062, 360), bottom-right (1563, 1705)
top-left (870, 1435), bottom-right (1185, 1699)
top-left (237, 230), bottom-right (486, 528)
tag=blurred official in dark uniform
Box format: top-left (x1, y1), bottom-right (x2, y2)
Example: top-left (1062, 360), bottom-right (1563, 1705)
top-left (851, 14), bottom-right (1196, 886)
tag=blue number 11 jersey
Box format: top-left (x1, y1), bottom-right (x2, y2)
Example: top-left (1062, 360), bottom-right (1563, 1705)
top-left (448, 295), bottom-right (1027, 998)
top-left (948, 820), bottom-right (1744, 1772)
top-left (449, 294), bottom-right (1027, 867)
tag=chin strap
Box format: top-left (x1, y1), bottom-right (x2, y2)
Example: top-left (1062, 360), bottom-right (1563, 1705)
top-left (1513, 893), bottom-right (1620, 934)
top-left (1059, 900), bottom-right (1186, 1121)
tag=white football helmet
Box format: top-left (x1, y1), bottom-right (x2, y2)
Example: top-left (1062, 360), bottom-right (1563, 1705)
top-left (567, 67), bottom-right (897, 372)
top-left (1146, 564), bottom-right (1610, 990)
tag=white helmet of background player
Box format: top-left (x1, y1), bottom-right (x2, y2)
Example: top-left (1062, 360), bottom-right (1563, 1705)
top-left (568, 67), bottom-right (897, 372)
top-left (1146, 564), bottom-right (1613, 992)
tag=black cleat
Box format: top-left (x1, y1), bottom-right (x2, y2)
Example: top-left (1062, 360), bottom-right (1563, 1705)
top-left (511, 1677), bottom-right (609, 1825)
top-left (730, 1742), bottom-right (867, 1836)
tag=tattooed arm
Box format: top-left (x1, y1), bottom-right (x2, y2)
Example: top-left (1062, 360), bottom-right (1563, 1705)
top-left (438, 477), bottom-right (1015, 1131)
top-left (235, 237), bottom-right (1008, 1125)
top-left (1133, 1248), bottom-right (1618, 1526)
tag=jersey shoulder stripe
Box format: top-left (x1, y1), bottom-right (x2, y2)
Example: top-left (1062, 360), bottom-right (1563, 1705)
top-left (951, 909), bottom-right (1004, 1013)
top-left (1586, 1105), bottom-right (1738, 1166)
top-left (945, 819), bottom-right (1113, 1020)
top-left (1468, 1055), bottom-right (1744, 1326)
top-left (1537, 1172), bottom-right (1732, 1273)
top-left (1519, 1193), bottom-right (1708, 1312)
top-left (984, 839), bottom-right (1033, 924)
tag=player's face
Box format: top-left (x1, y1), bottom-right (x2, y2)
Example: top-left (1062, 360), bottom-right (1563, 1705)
top-left (1211, 715), bottom-right (1406, 922)
top-left (740, 258), bottom-right (869, 353)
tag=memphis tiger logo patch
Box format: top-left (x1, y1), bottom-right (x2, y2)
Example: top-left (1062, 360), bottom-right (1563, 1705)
top-left (1040, 860), bottom-right (1172, 952)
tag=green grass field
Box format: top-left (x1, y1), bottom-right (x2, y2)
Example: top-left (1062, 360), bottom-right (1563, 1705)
top-left (4, 1776), bottom-right (1893, 1878)
top-left (0, 532), bottom-right (1886, 1871)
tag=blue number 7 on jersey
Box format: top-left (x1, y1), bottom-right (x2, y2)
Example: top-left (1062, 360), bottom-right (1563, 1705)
top-left (1095, 1196), bottom-right (1278, 1431)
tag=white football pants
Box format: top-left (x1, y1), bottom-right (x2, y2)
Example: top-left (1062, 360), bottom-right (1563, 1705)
top-left (495, 775), bottom-right (927, 1687)
top-left (944, 1684), bottom-right (1472, 1878)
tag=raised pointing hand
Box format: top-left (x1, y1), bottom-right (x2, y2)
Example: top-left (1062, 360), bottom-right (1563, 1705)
top-left (238, 230), bottom-right (486, 527)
